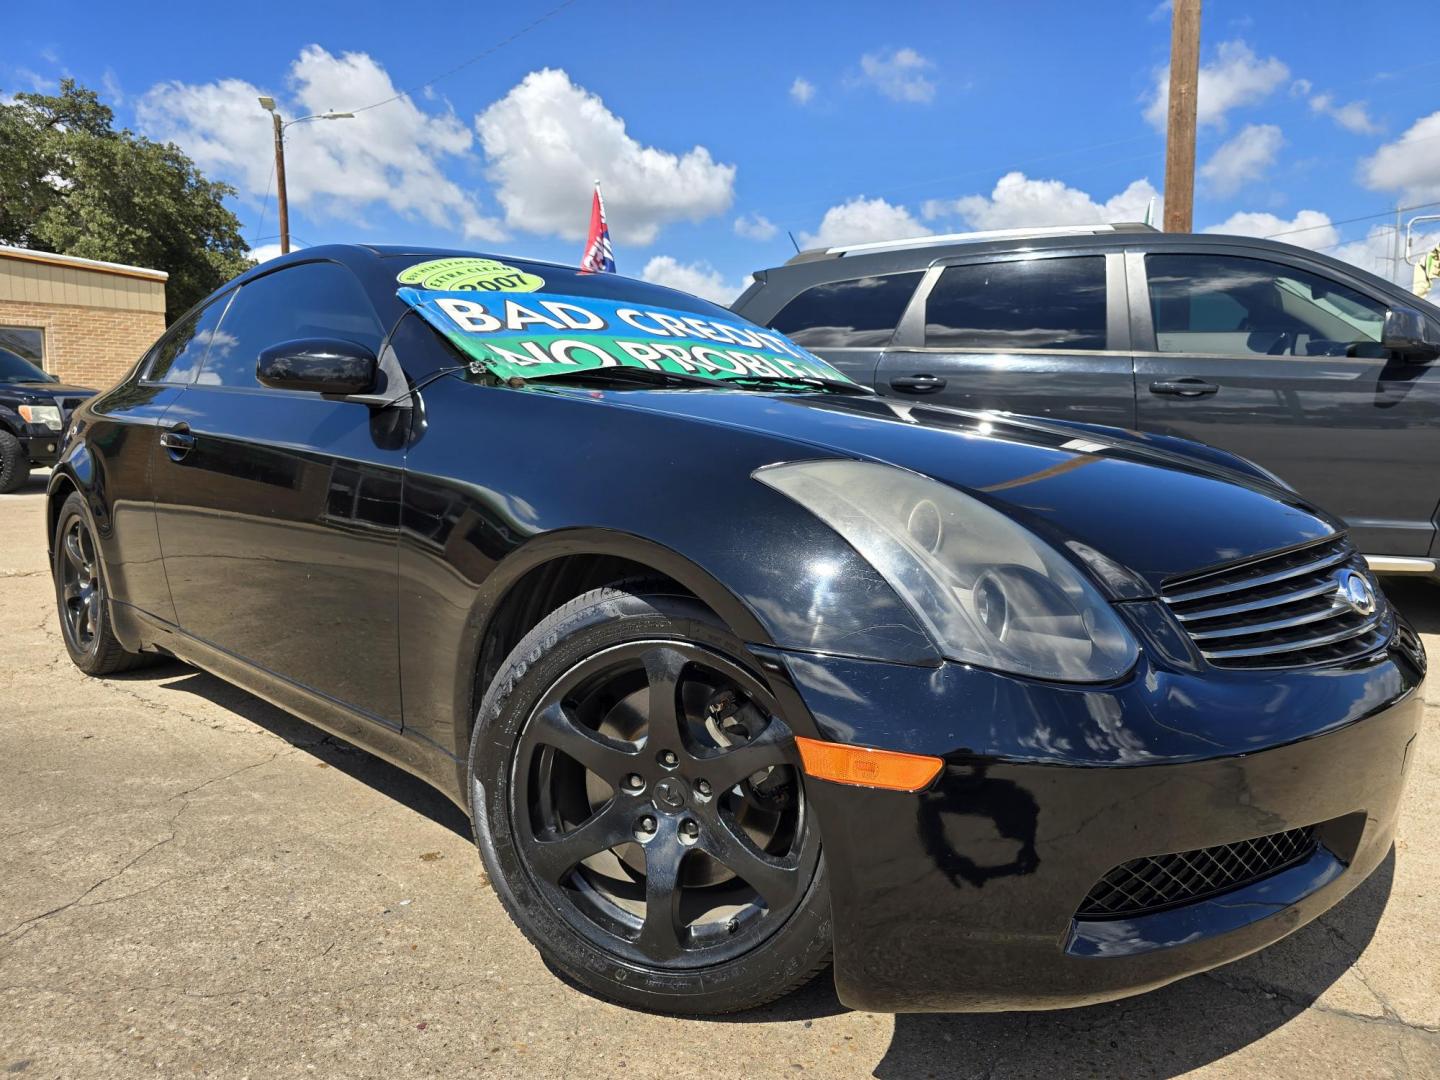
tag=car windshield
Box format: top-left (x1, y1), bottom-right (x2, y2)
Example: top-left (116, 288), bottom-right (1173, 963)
top-left (0, 347), bottom-right (56, 382)
top-left (389, 254), bottom-right (860, 393)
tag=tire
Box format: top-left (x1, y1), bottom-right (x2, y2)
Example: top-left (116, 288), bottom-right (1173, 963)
top-left (468, 582), bottom-right (831, 1014)
top-left (0, 430), bottom-right (29, 494)
top-left (52, 491), bottom-right (155, 675)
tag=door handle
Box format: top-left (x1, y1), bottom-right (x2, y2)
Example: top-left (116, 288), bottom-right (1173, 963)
top-left (159, 424), bottom-right (195, 458)
top-left (889, 374), bottom-right (947, 395)
top-left (1149, 378), bottom-right (1219, 397)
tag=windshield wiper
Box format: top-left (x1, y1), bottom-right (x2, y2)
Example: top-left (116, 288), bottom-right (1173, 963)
top-left (527, 367), bottom-right (721, 390)
top-left (726, 374), bottom-right (874, 396)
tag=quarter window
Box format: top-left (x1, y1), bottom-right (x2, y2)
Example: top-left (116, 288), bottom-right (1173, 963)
top-left (146, 298), bottom-right (229, 384)
top-left (923, 257), bottom-right (1108, 351)
top-left (1146, 253), bottom-right (1387, 357)
top-left (768, 272), bottom-right (923, 348)
top-left (197, 262), bottom-right (382, 388)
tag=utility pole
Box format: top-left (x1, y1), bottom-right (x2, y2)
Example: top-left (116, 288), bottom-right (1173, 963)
top-left (270, 108), bottom-right (290, 255)
top-left (256, 97), bottom-right (353, 256)
top-left (1162, 0), bottom-right (1202, 233)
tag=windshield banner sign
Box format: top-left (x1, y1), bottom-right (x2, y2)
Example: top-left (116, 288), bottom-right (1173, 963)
top-left (397, 288), bottom-right (854, 386)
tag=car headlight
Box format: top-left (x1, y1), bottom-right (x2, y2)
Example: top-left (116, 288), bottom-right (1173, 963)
top-left (18, 404), bottom-right (62, 431)
top-left (754, 460), bottom-right (1138, 682)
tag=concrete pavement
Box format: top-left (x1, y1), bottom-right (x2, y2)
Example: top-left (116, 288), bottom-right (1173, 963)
top-left (2, 472), bottom-right (1437, 1078)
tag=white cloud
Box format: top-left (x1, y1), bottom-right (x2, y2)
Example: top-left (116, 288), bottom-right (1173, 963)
top-left (925, 172), bottom-right (1161, 230)
top-left (1199, 123), bottom-right (1283, 195)
top-left (1144, 40), bottom-right (1288, 130)
top-left (1309, 93), bottom-right (1381, 135)
top-left (1204, 209), bottom-right (1338, 251)
top-left (640, 256), bottom-right (751, 305)
top-left (789, 77), bottom-right (815, 106)
top-left (857, 48), bottom-right (936, 104)
top-left (138, 45), bottom-right (502, 240)
top-left (1331, 225), bottom-right (1407, 283)
top-left (734, 212), bottom-right (778, 241)
top-left (799, 196), bottom-right (930, 249)
top-left (1361, 110), bottom-right (1440, 203)
top-left (475, 69), bottom-right (735, 245)
top-left (246, 243), bottom-right (289, 264)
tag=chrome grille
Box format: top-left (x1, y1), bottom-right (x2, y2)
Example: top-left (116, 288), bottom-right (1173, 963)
top-left (1162, 537), bottom-right (1391, 669)
top-left (1077, 827), bottom-right (1317, 919)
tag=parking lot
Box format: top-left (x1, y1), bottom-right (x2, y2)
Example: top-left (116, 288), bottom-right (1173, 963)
top-left (2, 472), bottom-right (1437, 1079)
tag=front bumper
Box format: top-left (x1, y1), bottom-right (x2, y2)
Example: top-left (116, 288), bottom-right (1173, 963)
top-left (19, 432), bottom-right (63, 466)
top-left (758, 622), bottom-right (1425, 1013)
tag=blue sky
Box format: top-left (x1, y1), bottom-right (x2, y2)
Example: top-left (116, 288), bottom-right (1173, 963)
top-left (6, 1), bottom-right (1440, 300)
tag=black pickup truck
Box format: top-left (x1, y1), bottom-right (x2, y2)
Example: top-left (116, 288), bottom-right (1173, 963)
top-left (0, 347), bottom-right (94, 494)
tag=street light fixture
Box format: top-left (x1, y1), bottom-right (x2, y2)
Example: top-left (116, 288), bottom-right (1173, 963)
top-left (257, 96), bottom-right (354, 254)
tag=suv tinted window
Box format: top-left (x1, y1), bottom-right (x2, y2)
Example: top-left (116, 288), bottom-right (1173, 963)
top-left (198, 262), bottom-right (382, 387)
top-left (768, 272), bottom-right (923, 348)
top-left (147, 297), bottom-right (230, 383)
top-left (924, 257), bottom-right (1108, 351)
top-left (1147, 253), bottom-right (1387, 356)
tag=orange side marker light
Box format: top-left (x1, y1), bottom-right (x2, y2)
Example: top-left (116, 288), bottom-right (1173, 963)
top-left (794, 736), bottom-right (943, 792)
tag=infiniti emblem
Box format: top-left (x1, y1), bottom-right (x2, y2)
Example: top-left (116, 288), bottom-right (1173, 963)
top-left (654, 777), bottom-right (688, 812)
top-left (1336, 569), bottom-right (1377, 616)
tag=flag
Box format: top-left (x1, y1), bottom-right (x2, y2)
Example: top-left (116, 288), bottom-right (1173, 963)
top-left (579, 181), bottom-right (615, 273)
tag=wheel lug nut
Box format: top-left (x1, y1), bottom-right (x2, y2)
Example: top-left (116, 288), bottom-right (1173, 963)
top-left (659, 750), bottom-right (678, 768)
top-left (623, 773), bottom-right (644, 792)
top-left (681, 819), bottom-right (699, 838)
top-left (637, 815), bottom-right (657, 835)
top-left (696, 779), bottom-right (712, 797)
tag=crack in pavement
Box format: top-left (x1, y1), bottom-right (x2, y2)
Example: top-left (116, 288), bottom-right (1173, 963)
top-left (1202, 970), bottom-right (1440, 1037)
top-left (0, 748), bottom-right (299, 947)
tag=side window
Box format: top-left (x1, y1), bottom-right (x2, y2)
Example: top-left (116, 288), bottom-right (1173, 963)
top-left (197, 262), bottom-right (383, 388)
top-left (923, 256), bottom-right (1108, 351)
top-left (1146, 253), bottom-right (1387, 357)
top-left (146, 297), bottom-right (230, 383)
top-left (768, 272), bottom-right (923, 348)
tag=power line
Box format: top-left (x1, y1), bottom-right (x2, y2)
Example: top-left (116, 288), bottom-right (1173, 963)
top-left (348, 0), bottom-right (581, 115)
top-left (1264, 198), bottom-right (1440, 240)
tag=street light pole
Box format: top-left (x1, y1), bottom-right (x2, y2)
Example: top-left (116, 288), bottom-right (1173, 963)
top-left (269, 108), bottom-right (290, 254)
top-left (257, 97), bottom-right (353, 255)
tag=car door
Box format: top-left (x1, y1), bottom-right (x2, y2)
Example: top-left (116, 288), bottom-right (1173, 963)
top-left (765, 270), bottom-right (925, 387)
top-left (76, 297), bottom-right (229, 625)
top-left (151, 260), bottom-right (408, 727)
top-left (874, 251), bottom-right (1136, 428)
top-left (1130, 248), bottom-right (1440, 558)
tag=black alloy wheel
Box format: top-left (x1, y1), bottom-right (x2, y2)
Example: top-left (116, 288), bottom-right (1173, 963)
top-left (513, 639), bottom-right (817, 968)
top-left (469, 584), bottom-right (831, 1014)
top-left (52, 492), bottom-right (153, 675)
top-left (58, 511), bottom-right (102, 654)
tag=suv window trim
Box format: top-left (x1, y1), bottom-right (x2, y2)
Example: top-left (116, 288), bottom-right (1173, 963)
top-left (892, 250), bottom-right (1130, 354)
top-left (1125, 246), bottom-right (1396, 359)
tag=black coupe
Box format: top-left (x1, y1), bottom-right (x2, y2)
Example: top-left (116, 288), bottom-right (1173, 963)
top-left (48, 246), bottom-right (1426, 1014)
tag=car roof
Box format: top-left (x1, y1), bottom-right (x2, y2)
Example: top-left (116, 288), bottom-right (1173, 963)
top-left (738, 227), bottom-right (1411, 310)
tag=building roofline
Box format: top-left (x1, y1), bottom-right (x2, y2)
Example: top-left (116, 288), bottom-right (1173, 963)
top-left (0, 244), bottom-right (169, 283)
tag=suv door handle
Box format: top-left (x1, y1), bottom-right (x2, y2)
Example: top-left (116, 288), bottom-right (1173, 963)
top-left (159, 423), bottom-right (195, 458)
top-left (889, 374), bottom-right (947, 394)
top-left (1149, 378), bottom-right (1219, 397)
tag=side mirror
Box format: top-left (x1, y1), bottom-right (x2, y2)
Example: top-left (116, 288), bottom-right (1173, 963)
top-left (1381, 305), bottom-right (1440, 361)
top-left (257, 338), bottom-right (378, 395)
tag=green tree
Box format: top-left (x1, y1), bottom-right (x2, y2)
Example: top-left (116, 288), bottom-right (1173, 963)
top-left (0, 80), bottom-right (253, 319)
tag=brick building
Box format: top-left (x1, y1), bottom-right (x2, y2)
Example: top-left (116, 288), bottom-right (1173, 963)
top-left (0, 245), bottom-right (167, 389)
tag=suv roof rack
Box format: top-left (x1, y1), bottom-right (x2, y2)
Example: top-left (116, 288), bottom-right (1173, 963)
top-left (785, 222), bottom-right (1159, 264)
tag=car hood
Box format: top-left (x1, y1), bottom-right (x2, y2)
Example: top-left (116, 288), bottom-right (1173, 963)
top-left (2, 381), bottom-right (95, 398)
top-left (562, 387), bottom-right (1339, 593)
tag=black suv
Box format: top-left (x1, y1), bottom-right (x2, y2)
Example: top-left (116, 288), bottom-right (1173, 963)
top-left (733, 224), bottom-right (1440, 579)
top-left (0, 347), bottom-right (94, 493)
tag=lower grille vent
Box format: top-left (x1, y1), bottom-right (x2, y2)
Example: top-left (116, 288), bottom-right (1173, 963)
top-left (1077, 827), bottom-right (1317, 919)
